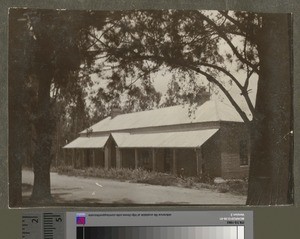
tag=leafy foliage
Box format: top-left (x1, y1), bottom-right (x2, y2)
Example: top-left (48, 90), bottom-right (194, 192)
top-left (90, 71), bottom-right (162, 121)
top-left (89, 10), bottom-right (261, 123)
top-left (10, 9), bottom-right (291, 205)
top-left (162, 74), bottom-right (209, 107)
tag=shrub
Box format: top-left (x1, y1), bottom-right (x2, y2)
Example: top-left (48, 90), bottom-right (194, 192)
top-left (197, 173), bottom-right (214, 184)
top-left (217, 184), bottom-right (230, 193)
top-left (225, 179), bottom-right (248, 195)
top-left (54, 166), bottom-right (179, 185)
top-left (53, 165), bottom-right (247, 195)
top-left (136, 174), bottom-right (178, 186)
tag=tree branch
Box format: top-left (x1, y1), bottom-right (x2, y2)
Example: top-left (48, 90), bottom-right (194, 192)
top-left (219, 11), bottom-right (258, 44)
top-left (197, 61), bottom-right (255, 115)
top-left (183, 64), bottom-right (251, 124)
top-left (219, 12), bottom-right (247, 34)
top-left (244, 68), bottom-right (255, 90)
top-left (198, 13), bottom-right (260, 74)
top-left (124, 53), bottom-right (251, 124)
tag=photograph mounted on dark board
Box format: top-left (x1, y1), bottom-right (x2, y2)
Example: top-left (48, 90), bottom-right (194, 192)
top-left (8, 8), bottom-right (293, 207)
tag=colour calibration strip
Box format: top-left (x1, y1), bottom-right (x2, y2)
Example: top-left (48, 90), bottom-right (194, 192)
top-left (66, 211), bottom-right (253, 239)
top-left (76, 226), bottom-right (244, 239)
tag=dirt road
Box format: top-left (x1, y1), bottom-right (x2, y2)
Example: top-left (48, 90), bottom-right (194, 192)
top-left (22, 170), bottom-right (246, 205)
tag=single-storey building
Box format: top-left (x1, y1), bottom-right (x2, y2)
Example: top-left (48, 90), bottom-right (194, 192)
top-left (63, 100), bottom-right (250, 179)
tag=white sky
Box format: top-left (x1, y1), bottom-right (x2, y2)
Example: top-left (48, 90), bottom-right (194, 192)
top-left (86, 12), bottom-right (259, 120)
top-left (89, 65), bottom-right (258, 120)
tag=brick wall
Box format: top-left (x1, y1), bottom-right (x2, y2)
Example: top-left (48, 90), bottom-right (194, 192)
top-left (220, 122), bottom-right (250, 179)
top-left (202, 132), bottom-right (222, 177)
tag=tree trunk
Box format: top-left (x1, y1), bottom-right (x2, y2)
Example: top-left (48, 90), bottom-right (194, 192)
top-left (8, 9), bottom-right (30, 206)
top-left (30, 69), bottom-right (54, 202)
top-left (9, 118), bottom-right (24, 207)
top-left (247, 13), bottom-right (293, 205)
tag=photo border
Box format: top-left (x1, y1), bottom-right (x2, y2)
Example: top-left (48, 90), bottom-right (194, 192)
top-left (0, 1), bottom-right (299, 238)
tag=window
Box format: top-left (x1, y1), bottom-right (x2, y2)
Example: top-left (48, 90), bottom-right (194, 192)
top-left (239, 140), bottom-right (249, 166)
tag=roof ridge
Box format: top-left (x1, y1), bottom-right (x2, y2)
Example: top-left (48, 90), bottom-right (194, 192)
top-left (114, 104), bottom-right (185, 117)
top-left (81, 100), bottom-right (242, 134)
top-left (107, 101), bottom-right (214, 119)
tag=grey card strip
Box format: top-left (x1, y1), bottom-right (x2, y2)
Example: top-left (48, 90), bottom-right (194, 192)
top-left (66, 211), bottom-right (253, 239)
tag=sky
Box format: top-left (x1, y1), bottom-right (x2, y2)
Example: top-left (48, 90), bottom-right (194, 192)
top-left (89, 64), bottom-right (258, 120)
top-left (85, 10), bottom-right (259, 121)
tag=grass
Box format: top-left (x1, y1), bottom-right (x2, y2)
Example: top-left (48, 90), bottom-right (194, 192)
top-left (52, 165), bottom-right (248, 195)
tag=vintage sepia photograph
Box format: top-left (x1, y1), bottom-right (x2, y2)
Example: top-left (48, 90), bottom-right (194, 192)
top-left (8, 8), bottom-right (293, 207)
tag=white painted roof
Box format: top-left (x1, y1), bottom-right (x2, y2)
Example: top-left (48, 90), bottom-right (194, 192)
top-left (111, 129), bottom-right (219, 148)
top-left (63, 135), bottom-right (109, 148)
top-left (81, 100), bottom-right (243, 134)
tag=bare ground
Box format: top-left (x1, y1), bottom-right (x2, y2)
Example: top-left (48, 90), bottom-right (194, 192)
top-left (22, 169), bottom-right (246, 206)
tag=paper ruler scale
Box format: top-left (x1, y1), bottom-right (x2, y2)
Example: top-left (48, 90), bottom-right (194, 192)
top-left (22, 214), bottom-right (42, 239)
top-left (22, 212), bottom-right (65, 239)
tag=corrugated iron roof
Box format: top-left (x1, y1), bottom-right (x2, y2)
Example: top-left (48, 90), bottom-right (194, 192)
top-left (63, 135), bottom-right (109, 148)
top-left (111, 129), bottom-right (219, 148)
top-left (81, 100), bottom-right (243, 134)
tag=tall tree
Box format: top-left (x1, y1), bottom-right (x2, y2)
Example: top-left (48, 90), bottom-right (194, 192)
top-left (51, 72), bottom-right (92, 167)
top-left (9, 9), bottom-right (34, 206)
top-left (161, 74), bottom-right (209, 107)
top-left (9, 9), bottom-right (109, 204)
top-left (246, 13), bottom-right (292, 204)
top-left (91, 71), bottom-right (161, 118)
top-left (89, 10), bottom-right (292, 205)
top-left (29, 10), bottom-right (111, 202)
